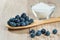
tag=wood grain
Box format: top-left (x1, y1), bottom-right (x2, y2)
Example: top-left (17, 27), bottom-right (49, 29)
top-left (7, 18), bottom-right (60, 30)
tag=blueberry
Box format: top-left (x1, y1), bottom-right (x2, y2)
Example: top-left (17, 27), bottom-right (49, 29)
top-left (21, 13), bottom-right (26, 18)
top-left (7, 21), bottom-right (11, 25)
top-left (41, 29), bottom-right (46, 34)
top-left (20, 18), bottom-right (25, 22)
top-left (7, 21), bottom-right (16, 27)
top-left (20, 22), bottom-right (26, 26)
top-left (16, 23), bottom-right (20, 26)
top-left (36, 30), bottom-right (41, 36)
top-left (29, 19), bottom-right (34, 24)
top-left (15, 15), bottom-right (20, 19)
top-left (29, 29), bottom-right (35, 34)
top-left (25, 21), bottom-right (30, 25)
top-left (25, 16), bottom-right (29, 21)
top-left (53, 29), bottom-right (57, 34)
top-left (9, 18), bottom-right (15, 22)
top-left (14, 19), bottom-right (20, 23)
top-left (45, 31), bottom-right (50, 36)
top-left (30, 33), bottom-right (35, 38)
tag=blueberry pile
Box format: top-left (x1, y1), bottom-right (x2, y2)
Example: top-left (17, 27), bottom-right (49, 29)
top-left (29, 29), bottom-right (58, 38)
top-left (7, 13), bottom-right (34, 27)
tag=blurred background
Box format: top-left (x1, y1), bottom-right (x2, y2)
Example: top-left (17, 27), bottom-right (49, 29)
top-left (0, 0), bottom-right (60, 27)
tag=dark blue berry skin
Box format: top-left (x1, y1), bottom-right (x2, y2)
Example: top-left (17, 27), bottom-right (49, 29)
top-left (7, 21), bottom-right (16, 27)
top-left (53, 29), bottom-right (57, 34)
top-left (29, 29), bottom-right (35, 34)
top-left (29, 19), bottom-right (34, 24)
top-left (9, 18), bottom-right (15, 22)
top-left (7, 21), bottom-right (11, 26)
top-left (25, 16), bottom-right (29, 21)
top-left (16, 23), bottom-right (20, 26)
top-left (15, 15), bottom-right (20, 19)
top-left (20, 18), bottom-right (25, 22)
top-left (36, 30), bottom-right (41, 36)
top-left (21, 13), bottom-right (26, 18)
top-left (41, 29), bottom-right (46, 34)
top-left (14, 19), bottom-right (20, 23)
top-left (30, 33), bottom-right (35, 38)
top-left (20, 22), bottom-right (27, 26)
top-left (25, 21), bottom-right (30, 25)
top-left (45, 31), bottom-right (50, 36)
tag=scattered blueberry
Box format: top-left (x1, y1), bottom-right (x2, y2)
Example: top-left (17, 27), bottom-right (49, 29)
top-left (30, 33), bottom-right (35, 38)
top-left (53, 29), bottom-right (57, 34)
top-left (29, 29), bottom-right (35, 34)
top-left (21, 13), bottom-right (26, 18)
top-left (36, 30), bottom-right (41, 36)
top-left (41, 29), bottom-right (46, 34)
top-left (45, 31), bottom-right (50, 36)
top-left (8, 21), bottom-right (16, 27)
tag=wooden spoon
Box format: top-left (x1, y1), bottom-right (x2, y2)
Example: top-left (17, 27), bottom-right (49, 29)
top-left (6, 18), bottom-right (60, 30)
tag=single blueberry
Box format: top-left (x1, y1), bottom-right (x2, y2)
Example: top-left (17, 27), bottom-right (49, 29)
top-left (20, 22), bottom-right (26, 26)
top-left (29, 29), bottom-right (35, 34)
top-left (29, 19), bottom-right (34, 24)
top-left (15, 15), bottom-right (20, 19)
top-left (25, 16), bottom-right (29, 21)
top-left (25, 21), bottom-right (30, 25)
top-left (20, 18), bottom-right (25, 22)
top-left (41, 29), bottom-right (46, 34)
top-left (45, 31), bottom-right (50, 36)
top-left (14, 19), bottom-right (20, 23)
top-left (9, 18), bottom-right (15, 22)
top-left (16, 23), bottom-right (20, 26)
top-left (8, 22), bottom-right (16, 27)
top-left (36, 30), bottom-right (41, 36)
top-left (21, 13), bottom-right (26, 18)
top-left (7, 21), bottom-right (11, 26)
top-left (53, 29), bottom-right (57, 34)
top-left (30, 33), bottom-right (35, 38)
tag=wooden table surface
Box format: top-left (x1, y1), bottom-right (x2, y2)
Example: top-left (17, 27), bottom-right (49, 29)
top-left (0, 18), bottom-right (60, 40)
top-left (0, 0), bottom-right (60, 40)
